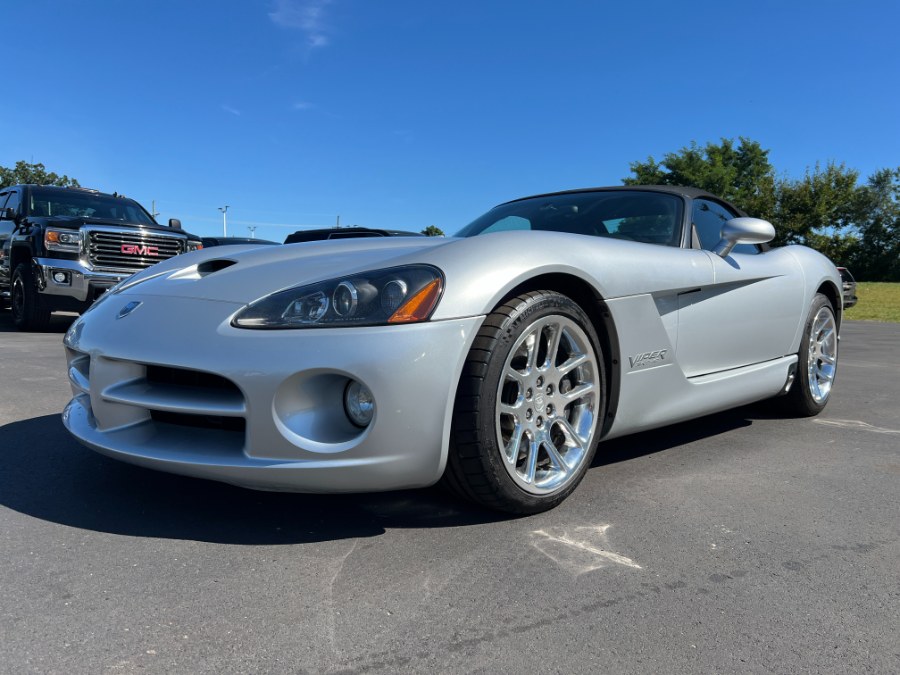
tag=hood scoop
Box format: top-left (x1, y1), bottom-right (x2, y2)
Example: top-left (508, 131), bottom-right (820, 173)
top-left (166, 258), bottom-right (237, 281)
top-left (197, 259), bottom-right (237, 277)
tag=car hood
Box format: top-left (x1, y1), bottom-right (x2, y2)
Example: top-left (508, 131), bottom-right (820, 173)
top-left (112, 229), bottom-right (765, 321)
top-left (116, 237), bottom-right (451, 304)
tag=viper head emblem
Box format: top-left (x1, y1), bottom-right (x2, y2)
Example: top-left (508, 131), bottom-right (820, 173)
top-left (117, 301), bottom-right (143, 319)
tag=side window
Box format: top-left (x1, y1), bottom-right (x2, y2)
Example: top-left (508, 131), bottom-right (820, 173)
top-left (0, 192), bottom-right (9, 213)
top-left (5, 190), bottom-right (20, 217)
top-left (692, 199), bottom-right (759, 255)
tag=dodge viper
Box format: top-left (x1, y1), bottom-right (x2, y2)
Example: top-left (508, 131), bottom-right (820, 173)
top-left (62, 186), bottom-right (841, 513)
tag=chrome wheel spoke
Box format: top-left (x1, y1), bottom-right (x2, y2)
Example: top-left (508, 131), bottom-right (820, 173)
top-left (561, 382), bottom-right (594, 403)
top-left (544, 440), bottom-right (569, 475)
top-left (545, 324), bottom-right (563, 369)
top-left (504, 366), bottom-right (526, 385)
top-left (504, 424), bottom-right (524, 464)
top-left (499, 402), bottom-right (521, 418)
top-left (557, 418), bottom-right (587, 452)
top-left (557, 352), bottom-right (588, 377)
top-left (524, 436), bottom-right (539, 483)
top-left (524, 332), bottom-right (539, 371)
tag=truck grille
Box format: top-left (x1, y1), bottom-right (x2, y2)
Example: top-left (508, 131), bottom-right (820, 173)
top-left (87, 228), bottom-right (185, 273)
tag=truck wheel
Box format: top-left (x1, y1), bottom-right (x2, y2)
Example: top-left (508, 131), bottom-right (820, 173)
top-left (11, 263), bottom-right (52, 331)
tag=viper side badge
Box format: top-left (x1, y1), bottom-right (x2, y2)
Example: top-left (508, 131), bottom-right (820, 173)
top-left (629, 349), bottom-right (668, 369)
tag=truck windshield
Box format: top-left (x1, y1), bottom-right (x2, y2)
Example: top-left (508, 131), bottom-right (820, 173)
top-left (28, 189), bottom-right (156, 226)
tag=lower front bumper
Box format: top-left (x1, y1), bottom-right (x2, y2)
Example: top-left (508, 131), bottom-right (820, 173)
top-left (35, 257), bottom-right (131, 303)
top-left (62, 294), bottom-right (483, 493)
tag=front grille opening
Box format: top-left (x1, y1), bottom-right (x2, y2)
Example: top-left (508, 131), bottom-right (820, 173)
top-left (145, 364), bottom-right (240, 393)
top-left (87, 229), bottom-right (185, 273)
top-left (150, 410), bottom-right (246, 433)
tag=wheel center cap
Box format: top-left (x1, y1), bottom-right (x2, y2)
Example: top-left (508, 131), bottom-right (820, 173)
top-left (534, 394), bottom-right (545, 413)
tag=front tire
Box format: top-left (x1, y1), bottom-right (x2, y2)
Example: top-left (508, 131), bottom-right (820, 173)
top-left (11, 263), bottom-right (52, 332)
top-left (778, 293), bottom-right (838, 417)
top-left (445, 291), bottom-right (605, 514)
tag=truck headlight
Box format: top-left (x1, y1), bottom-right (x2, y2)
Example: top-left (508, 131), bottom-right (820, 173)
top-left (44, 228), bottom-right (82, 253)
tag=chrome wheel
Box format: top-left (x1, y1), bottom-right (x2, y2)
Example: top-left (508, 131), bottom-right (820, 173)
top-left (496, 315), bottom-right (599, 495)
top-left (807, 306), bottom-right (837, 403)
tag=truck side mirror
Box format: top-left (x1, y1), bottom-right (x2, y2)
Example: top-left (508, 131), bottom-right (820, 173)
top-left (169, 218), bottom-right (182, 229)
top-left (0, 207), bottom-right (14, 220)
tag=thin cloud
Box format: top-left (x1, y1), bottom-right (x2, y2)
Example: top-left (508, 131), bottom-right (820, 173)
top-left (221, 105), bottom-right (241, 117)
top-left (269, 0), bottom-right (333, 50)
top-left (292, 101), bottom-right (314, 111)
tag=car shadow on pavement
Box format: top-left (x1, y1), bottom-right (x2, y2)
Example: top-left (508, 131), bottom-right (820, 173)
top-left (0, 414), bottom-right (509, 545)
top-left (0, 311), bottom-right (77, 333)
top-left (1, 405), bottom-right (770, 545)
top-left (593, 406), bottom-right (758, 467)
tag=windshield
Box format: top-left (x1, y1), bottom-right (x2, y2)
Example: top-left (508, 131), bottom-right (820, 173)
top-left (28, 188), bottom-right (156, 226)
top-left (456, 190), bottom-right (684, 247)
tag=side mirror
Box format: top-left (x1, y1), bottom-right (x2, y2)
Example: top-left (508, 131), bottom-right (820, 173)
top-left (169, 218), bottom-right (182, 230)
top-left (0, 207), bottom-right (14, 221)
top-left (712, 217), bottom-right (775, 258)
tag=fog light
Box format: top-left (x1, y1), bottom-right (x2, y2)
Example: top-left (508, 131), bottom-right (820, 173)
top-left (52, 270), bottom-right (71, 284)
top-left (343, 380), bottom-right (374, 427)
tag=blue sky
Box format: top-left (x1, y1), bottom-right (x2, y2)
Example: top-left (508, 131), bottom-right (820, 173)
top-left (2, 0), bottom-right (898, 241)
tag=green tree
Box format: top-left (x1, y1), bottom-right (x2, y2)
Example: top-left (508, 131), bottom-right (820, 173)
top-left (0, 160), bottom-right (80, 189)
top-left (851, 168), bottom-right (900, 281)
top-left (773, 161), bottom-right (864, 249)
top-left (421, 225), bottom-right (445, 237)
top-left (624, 137), bottom-right (777, 221)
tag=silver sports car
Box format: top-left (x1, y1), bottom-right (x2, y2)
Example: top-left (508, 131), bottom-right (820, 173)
top-left (62, 186), bottom-right (842, 513)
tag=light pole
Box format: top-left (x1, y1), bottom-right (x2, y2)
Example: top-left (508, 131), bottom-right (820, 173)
top-left (247, 226), bottom-right (257, 239)
top-left (218, 205), bottom-right (229, 237)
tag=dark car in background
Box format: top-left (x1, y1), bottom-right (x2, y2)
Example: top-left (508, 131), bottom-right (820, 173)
top-left (837, 267), bottom-right (858, 308)
top-left (201, 236), bottom-right (279, 247)
top-left (284, 227), bottom-right (424, 244)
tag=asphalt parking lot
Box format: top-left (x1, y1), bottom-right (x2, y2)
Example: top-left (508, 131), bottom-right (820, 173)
top-left (1, 313), bottom-right (897, 674)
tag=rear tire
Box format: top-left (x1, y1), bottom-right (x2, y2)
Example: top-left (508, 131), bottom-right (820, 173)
top-left (11, 263), bottom-right (52, 332)
top-left (445, 291), bottom-right (605, 514)
top-left (777, 293), bottom-right (837, 417)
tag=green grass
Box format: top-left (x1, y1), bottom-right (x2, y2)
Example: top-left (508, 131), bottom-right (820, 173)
top-left (844, 282), bottom-right (900, 323)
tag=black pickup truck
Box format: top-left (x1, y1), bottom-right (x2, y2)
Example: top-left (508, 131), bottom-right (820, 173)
top-left (0, 184), bottom-right (201, 330)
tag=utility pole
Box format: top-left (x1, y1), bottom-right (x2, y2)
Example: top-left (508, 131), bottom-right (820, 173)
top-left (336, 215), bottom-right (340, 229)
top-left (151, 200), bottom-right (160, 220)
top-left (247, 226), bottom-right (257, 239)
top-left (218, 205), bottom-right (229, 237)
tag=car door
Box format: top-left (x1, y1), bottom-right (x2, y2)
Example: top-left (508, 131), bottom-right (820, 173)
top-left (675, 198), bottom-right (804, 377)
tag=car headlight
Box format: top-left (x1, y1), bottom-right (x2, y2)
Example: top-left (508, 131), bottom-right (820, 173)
top-left (44, 228), bottom-right (82, 252)
top-left (232, 265), bottom-right (444, 329)
top-left (186, 240), bottom-right (203, 251)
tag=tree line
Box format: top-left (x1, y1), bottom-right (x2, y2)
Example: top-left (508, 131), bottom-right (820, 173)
top-left (625, 138), bottom-right (900, 281)
top-left (4, 147), bottom-right (898, 279)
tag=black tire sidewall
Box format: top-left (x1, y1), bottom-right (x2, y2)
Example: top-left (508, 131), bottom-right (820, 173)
top-left (11, 263), bottom-right (49, 331)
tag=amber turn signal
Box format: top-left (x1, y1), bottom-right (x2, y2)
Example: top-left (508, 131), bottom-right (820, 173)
top-left (388, 278), bottom-right (442, 323)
